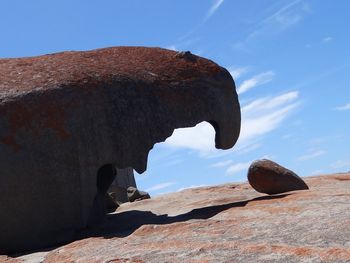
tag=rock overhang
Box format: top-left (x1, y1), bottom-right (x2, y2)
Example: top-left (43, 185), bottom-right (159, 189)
top-left (0, 46), bottom-right (241, 253)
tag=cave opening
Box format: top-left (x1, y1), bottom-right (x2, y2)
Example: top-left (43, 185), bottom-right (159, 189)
top-left (96, 164), bottom-right (117, 194)
top-left (88, 164), bottom-right (117, 225)
top-left (135, 121), bottom-right (217, 196)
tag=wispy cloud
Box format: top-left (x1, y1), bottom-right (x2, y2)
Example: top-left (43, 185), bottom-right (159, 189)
top-left (226, 161), bottom-right (251, 175)
top-left (239, 104), bottom-right (299, 143)
top-left (206, 0), bottom-right (225, 19)
top-left (238, 91), bottom-right (300, 143)
top-left (241, 91), bottom-right (298, 113)
top-left (237, 143), bottom-right (261, 154)
top-left (298, 150), bottom-right (326, 161)
top-left (237, 71), bottom-right (275, 95)
top-left (334, 103), bottom-right (350, 111)
top-left (234, 0), bottom-right (310, 48)
top-left (146, 181), bottom-right (177, 192)
top-left (179, 0), bottom-right (224, 41)
top-left (229, 66), bottom-right (249, 80)
top-left (322, 36), bottom-right (333, 43)
top-left (259, 0), bottom-right (305, 29)
top-left (210, 160), bottom-right (233, 168)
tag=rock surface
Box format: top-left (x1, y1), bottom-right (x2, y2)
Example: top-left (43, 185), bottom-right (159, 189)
top-left (127, 187), bottom-right (151, 202)
top-left (0, 46), bottom-right (241, 253)
top-left (9, 173), bottom-right (350, 263)
top-left (248, 159), bottom-right (309, 195)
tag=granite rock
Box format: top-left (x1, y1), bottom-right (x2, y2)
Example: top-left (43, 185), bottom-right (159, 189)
top-left (247, 159), bottom-right (309, 195)
top-left (11, 173), bottom-right (350, 263)
top-left (0, 46), bottom-right (241, 253)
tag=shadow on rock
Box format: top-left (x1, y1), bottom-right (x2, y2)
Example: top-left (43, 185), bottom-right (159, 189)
top-left (81, 194), bottom-right (290, 239)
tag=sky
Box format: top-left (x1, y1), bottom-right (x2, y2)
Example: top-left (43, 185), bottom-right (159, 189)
top-left (1, 0), bottom-right (349, 196)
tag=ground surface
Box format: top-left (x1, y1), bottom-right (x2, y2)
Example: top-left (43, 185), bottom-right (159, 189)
top-left (2, 173), bottom-right (350, 263)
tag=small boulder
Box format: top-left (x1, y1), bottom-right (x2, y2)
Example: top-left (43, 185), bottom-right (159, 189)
top-left (248, 159), bottom-right (309, 195)
top-left (127, 187), bottom-right (151, 202)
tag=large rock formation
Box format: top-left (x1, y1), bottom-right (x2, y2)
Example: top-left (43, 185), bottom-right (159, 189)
top-left (8, 173), bottom-right (350, 262)
top-left (0, 47), bottom-right (241, 253)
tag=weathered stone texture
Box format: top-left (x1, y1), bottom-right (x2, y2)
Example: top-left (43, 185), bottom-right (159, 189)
top-left (0, 47), bottom-right (241, 253)
top-left (12, 173), bottom-right (350, 263)
top-left (248, 159), bottom-right (309, 195)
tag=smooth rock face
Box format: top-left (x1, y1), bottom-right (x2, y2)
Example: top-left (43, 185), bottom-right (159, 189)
top-left (12, 173), bottom-right (350, 263)
top-left (248, 159), bottom-right (309, 195)
top-left (0, 47), bottom-right (241, 253)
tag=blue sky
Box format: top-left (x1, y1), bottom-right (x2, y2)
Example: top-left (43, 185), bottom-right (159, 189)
top-left (1, 0), bottom-right (349, 196)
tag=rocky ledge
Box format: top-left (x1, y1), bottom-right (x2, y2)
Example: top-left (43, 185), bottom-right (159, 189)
top-left (3, 173), bottom-right (350, 263)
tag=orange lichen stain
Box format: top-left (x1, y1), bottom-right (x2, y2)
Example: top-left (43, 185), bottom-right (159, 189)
top-left (0, 47), bottom-right (222, 93)
top-left (241, 243), bottom-right (350, 260)
top-left (0, 97), bottom-right (71, 151)
top-left (243, 244), bottom-right (267, 253)
top-left (320, 248), bottom-right (350, 260)
top-left (334, 174), bottom-right (350, 181)
top-left (40, 101), bottom-right (70, 140)
top-left (1, 135), bottom-right (21, 152)
top-left (282, 247), bottom-right (314, 257)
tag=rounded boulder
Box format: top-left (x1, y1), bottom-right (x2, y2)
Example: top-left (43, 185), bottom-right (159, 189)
top-left (248, 159), bottom-right (309, 195)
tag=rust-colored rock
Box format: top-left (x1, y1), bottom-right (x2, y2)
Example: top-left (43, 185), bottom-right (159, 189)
top-left (247, 159), bottom-right (309, 195)
top-left (10, 173), bottom-right (350, 262)
top-left (0, 47), bottom-right (241, 253)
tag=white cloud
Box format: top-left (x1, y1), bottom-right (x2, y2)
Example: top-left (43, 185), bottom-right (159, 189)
top-left (226, 161), bottom-right (251, 175)
top-left (334, 103), bottom-right (350, 111)
top-left (164, 91), bottom-right (299, 156)
top-left (146, 181), bottom-right (177, 192)
top-left (260, 0), bottom-right (305, 29)
top-left (241, 91), bottom-right (298, 113)
top-left (179, 0), bottom-right (224, 41)
top-left (165, 45), bottom-right (178, 51)
top-left (239, 104), bottom-right (298, 143)
top-left (210, 160), bottom-right (233, 168)
top-left (298, 150), bottom-right (326, 161)
top-left (322, 37), bottom-right (333, 43)
top-left (207, 0), bottom-right (224, 19)
top-left (238, 91), bottom-right (299, 144)
top-left (237, 71), bottom-right (275, 95)
top-left (234, 0), bottom-right (309, 48)
top-left (164, 122), bottom-right (216, 153)
top-left (229, 66), bottom-right (249, 79)
top-left (237, 143), bottom-right (262, 154)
